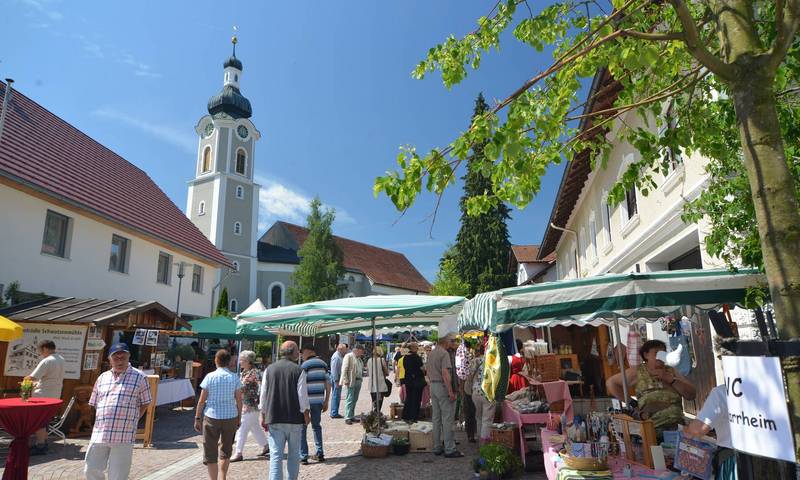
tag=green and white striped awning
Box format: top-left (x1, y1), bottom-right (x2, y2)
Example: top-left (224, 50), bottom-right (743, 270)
top-left (237, 295), bottom-right (465, 337)
top-left (458, 268), bottom-right (765, 332)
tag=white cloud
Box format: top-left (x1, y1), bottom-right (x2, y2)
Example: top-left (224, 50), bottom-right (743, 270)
top-left (91, 107), bottom-right (195, 154)
top-left (254, 175), bottom-right (355, 232)
top-left (21, 0), bottom-right (62, 21)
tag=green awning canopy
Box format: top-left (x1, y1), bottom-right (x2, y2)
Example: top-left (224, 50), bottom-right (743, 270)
top-left (190, 315), bottom-right (277, 340)
top-left (458, 268), bottom-right (765, 332)
top-left (237, 295), bottom-right (465, 337)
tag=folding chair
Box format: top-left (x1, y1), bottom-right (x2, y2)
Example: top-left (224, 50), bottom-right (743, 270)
top-left (47, 395), bottom-right (75, 444)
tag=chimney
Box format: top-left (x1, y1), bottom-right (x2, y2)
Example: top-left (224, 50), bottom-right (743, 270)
top-left (0, 78), bottom-right (14, 142)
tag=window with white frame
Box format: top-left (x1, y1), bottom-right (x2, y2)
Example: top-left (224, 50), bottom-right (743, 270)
top-left (230, 298), bottom-right (239, 313)
top-left (41, 210), bottom-right (71, 258)
top-left (270, 283), bottom-right (284, 308)
top-left (602, 196), bottom-right (613, 246)
top-left (623, 188), bottom-right (638, 221)
top-left (235, 186), bottom-right (244, 199)
top-left (201, 146), bottom-right (212, 173)
top-left (588, 213), bottom-right (598, 262)
top-left (578, 227), bottom-right (586, 269)
top-left (109, 234), bottom-right (130, 273)
top-left (233, 221), bottom-right (242, 236)
top-left (156, 252), bottom-right (172, 284)
top-left (191, 265), bottom-right (203, 293)
top-left (198, 201), bottom-right (206, 215)
top-left (572, 247), bottom-right (579, 278)
top-left (235, 149), bottom-right (247, 175)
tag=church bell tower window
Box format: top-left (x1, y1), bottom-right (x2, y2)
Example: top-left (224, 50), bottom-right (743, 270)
top-left (201, 146), bottom-right (212, 173)
top-left (235, 149), bottom-right (246, 175)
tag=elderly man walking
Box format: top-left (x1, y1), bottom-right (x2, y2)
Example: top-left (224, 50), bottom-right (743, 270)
top-left (328, 344), bottom-right (346, 419)
top-left (340, 344), bottom-right (364, 425)
top-left (299, 345), bottom-right (330, 464)
top-left (195, 349), bottom-right (243, 480)
top-left (260, 341), bottom-right (310, 480)
top-left (428, 334), bottom-right (463, 458)
top-left (84, 343), bottom-right (152, 480)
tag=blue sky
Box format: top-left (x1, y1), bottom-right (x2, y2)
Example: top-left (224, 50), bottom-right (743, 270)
top-left (2, 0), bottom-right (566, 282)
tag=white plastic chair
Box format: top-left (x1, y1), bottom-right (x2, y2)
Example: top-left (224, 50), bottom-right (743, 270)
top-left (47, 395), bottom-right (75, 444)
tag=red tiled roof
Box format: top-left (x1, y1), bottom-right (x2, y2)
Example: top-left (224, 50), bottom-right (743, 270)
top-left (0, 82), bottom-right (230, 268)
top-left (279, 222), bottom-right (431, 293)
top-left (511, 245), bottom-right (541, 263)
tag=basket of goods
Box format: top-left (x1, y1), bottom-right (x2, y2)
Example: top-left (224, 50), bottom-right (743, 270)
top-left (362, 436), bottom-right (391, 458)
top-left (383, 421), bottom-right (410, 442)
top-left (391, 436), bottom-right (410, 455)
top-left (560, 451), bottom-right (609, 471)
top-left (489, 423), bottom-right (517, 450)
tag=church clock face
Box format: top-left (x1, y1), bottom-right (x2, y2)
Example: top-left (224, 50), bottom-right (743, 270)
top-left (237, 125), bottom-right (249, 139)
top-left (204, 123), bottom-right (214, 138)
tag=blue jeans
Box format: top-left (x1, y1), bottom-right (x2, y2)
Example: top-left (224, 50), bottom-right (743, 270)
top-left (329, 374), bottom-right (342, 417)
top-left (268, 423), bottom-right (302, 480)
top-left (300, 404), bottom-right (324, 459)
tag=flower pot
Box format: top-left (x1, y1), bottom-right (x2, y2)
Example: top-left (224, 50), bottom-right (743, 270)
top-left (392, 443), bottom-right (410, 456)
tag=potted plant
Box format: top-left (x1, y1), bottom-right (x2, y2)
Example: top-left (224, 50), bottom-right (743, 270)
top-left (19, 378), bottom-right (34, 401)
top-left (360, 410), bottom-right (386, 436)
top-left (473, 443), bottom-right (522, 479)
top-left (391, 436), bottom-right (410, 455)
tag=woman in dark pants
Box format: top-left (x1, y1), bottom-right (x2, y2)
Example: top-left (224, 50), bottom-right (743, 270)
top-left (401, 343), bottom-right (426, 423)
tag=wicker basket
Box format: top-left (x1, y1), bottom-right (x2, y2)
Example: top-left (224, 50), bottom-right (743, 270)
top-left (361, 442), bottom-right (390, 458)
top-left (409, 431), bottom-right (434, 452)
top-left (389, 403), bottom-right (404, 420)
top-left (534, 354), bottom-right (560, 382)
top-left (561, 452), bottom-right (608, 471)
top-left (490, 427), bottom-right (517, 450)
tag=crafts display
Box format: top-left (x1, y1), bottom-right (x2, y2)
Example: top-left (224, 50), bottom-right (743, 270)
top-left (673, 432), bottom-right (715, 480)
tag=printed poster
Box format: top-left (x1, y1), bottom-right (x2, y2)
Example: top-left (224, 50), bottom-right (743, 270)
top-left (4, 323), bottom-right (87, 380)
top-left (145, 329), bottom-right (160, 346)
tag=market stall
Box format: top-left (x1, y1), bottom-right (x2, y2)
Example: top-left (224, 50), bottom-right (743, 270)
top-left (458, 268), bottom-right (767, 478)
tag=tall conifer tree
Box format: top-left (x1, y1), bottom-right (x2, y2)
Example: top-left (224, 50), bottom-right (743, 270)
top-left (288, 197), bottom-right (345, 304)
top-left (454, 93), bottom-right (513, 297)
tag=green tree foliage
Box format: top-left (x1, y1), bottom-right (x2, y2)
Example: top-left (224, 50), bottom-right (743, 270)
top-left (430, 246), bottom-right (470, 296)
top-left (453, 93), bottom-right (514, 296)
top-left (288, 197), bottom-right (346, 304)
top-left (373, 0), bottom-right (800, 341)
top-left (215, 288), bottom-right (229, 317)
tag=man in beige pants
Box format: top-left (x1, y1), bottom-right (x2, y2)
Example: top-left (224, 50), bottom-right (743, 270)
top-left (426, 334), bottom-right (463, 458)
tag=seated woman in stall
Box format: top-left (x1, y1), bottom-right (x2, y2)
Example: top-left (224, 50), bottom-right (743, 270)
top-left (606, 340), bottom-right (695, 435)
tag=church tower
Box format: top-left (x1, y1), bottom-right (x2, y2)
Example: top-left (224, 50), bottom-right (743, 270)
top-left (187, 35), bottom-right (260, 314)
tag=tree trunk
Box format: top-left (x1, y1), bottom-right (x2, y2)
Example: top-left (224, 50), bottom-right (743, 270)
top-left (731, 78), bottom-right (800, 340)
top-left (732, 76), bottom-right (800, 467)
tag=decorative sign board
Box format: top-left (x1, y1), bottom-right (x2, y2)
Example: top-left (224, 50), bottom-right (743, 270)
top-left (85, 339), bottom-right (106, 351)
top-left (721, 356), bottom-right (796, 462)
top-left (4, 323), bottom-right (87, 379)
top-left (132, 329), bottom-right (147, 345)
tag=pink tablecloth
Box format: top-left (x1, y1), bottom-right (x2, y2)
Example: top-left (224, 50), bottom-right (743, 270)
top-left (530, 379), bottom-right (574, 421)
top-left (540, 429), bottom-right (678, 480)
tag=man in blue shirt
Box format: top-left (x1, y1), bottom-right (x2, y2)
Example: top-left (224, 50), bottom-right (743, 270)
top-left (300, 345), bottom-right (331, 464)
top-left (328, 344), bottom-right (346, 419)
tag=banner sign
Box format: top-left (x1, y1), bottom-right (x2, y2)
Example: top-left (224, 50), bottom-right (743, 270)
top-left (722, 356), bottom-right (796, 462)
top-left (4, 323), bottom-right (88, 380)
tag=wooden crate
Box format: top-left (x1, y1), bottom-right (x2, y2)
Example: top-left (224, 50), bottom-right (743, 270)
top-left (389, 403), bottom-right (404, 420)
top-left (490, 426), bottom-right (517, 451)
top-left (534, 355), bottom-right (560, 382)
top-left (409, 431), bottom-right (433, 452)
top-left (612, 414), bottom-right (657, 469)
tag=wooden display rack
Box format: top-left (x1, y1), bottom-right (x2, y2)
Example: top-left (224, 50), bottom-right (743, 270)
top-left (135, 375), bottom-right (159, 448)
top-left (611, 414), bottom-right (657, 469)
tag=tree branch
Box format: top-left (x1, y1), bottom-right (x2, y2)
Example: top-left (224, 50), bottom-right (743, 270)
top-left (767, 0), bottom-right (800, 73)
top-left (668, 0), bottom-right (735, 81)
top-left (620, 29), bottom-right (684, 41)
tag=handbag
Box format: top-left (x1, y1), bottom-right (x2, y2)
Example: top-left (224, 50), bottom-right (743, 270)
top-left (382, 377), bottom-right (393, 397)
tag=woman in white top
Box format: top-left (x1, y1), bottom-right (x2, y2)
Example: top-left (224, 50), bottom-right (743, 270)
top-left (366, 346), bottom-right (389, 412)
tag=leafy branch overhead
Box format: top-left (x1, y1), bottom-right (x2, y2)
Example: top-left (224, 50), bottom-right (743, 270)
top-left (374, 0), bottom-right (800, 339)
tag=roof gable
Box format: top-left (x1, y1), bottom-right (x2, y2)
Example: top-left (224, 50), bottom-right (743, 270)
top-left (0, 82), bottom-right (229, 268)
top-left (259, 222), bottom-right (431, 293)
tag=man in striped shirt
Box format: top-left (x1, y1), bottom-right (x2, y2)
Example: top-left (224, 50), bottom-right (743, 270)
top-left (299, 345), bottom-right (330, 464)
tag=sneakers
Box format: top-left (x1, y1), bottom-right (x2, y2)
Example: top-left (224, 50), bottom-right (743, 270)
top-left (330, 414), bottom-right (343, 419)
top-left (229, 454), bottom-right (243, 463)
top-left (311, 454), bottom-right (325, 462)
top-left (300, 458), bottom-right (309, 465)
top-left (444, 450), bottom-right (465, 458)
top-left (345, 419), bottom-right (353, 425)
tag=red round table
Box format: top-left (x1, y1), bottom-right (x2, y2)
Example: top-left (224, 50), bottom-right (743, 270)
top-left (0, 397), bottom-right (63, 480)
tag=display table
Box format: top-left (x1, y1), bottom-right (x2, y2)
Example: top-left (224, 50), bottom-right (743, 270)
top-left (0, 397), bottom-right (63, 480)
top-left (541, 429), bottom-right (680, 480)
top-left (502, 380), bottom-right (574, 467)
top-left (155, 378), bottom-right (195, 406)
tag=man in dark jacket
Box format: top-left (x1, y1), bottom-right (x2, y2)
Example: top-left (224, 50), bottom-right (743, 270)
top-left (260, 341), bottom-right (310, 480)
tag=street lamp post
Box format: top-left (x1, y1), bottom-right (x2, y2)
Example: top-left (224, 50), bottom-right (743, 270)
top-left (174, 262), bottom-right (186, 330)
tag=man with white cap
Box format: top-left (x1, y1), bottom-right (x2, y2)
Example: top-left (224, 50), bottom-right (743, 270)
top-left (427, 333), bottom-right (463, 458)
top-left (84, 343), bottom-right (152, 480)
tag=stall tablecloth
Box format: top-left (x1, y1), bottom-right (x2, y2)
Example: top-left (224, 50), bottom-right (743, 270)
top-left (155, 378), bottom-right (195, 406)
top-left (529, 379), bottom-right (574, 421)
top-left (0, 397), bottom-right (63, 480)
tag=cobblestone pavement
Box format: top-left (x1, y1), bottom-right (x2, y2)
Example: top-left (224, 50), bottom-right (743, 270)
top-left (3, 381), bottom-right (546, 479)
